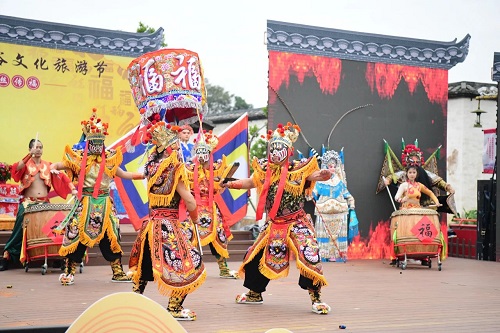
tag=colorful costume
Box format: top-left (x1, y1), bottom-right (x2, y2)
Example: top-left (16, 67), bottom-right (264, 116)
top-left (394, 180), bottom-right (440, 209)
top-left (128, 122), bottom-right (206, 321)
top-left (184, 132), bottom-right (238, 278)
top-left (231, 123), bottom-right (331, 315)
top-left (56, 109), bottom-right (135, 285)
top-left (127, 48), bottom-right (209, 321)
top-left (377, 139), bottom-right (457, 214)
top-left (0, 141), bottom-right (71, 271)
top-left (313, 149), bottom-right (358, 262)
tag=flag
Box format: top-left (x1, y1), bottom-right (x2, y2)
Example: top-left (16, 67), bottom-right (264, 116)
top-left (213, 113), bottom-right (250, 227)
top-left (483, 128), bottom-right (496, 174)
top-left (109, 126), bottom-right (151, 230)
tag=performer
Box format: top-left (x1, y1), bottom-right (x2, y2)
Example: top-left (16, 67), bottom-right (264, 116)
top-left (0, 139), bottom-right (74, 271)
top-left (128, 121), bottom-right (206, 321)
top-left (184, 131), bottom-right (238, 278)
top-left (51, 108), bottom-right (144, 285)
top-left (222, 123), bottom-right (332, 314)
top-left (179, 124), bottom-right (195, 164)
top-left (313, 148), bottom-right (357, 262)
top-left (394, 165), bottom-right (441, 209)
top-left (378, 141), bottom-right (455, 264)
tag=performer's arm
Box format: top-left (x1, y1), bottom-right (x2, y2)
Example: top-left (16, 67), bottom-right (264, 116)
top-left (394, 183), bottom-right (407, 203)
top-left (221, 178), bottom-right (255, 190)
top-left (176, 182), bottom-right (197, 216)
top-left (50, 162), bottom-right (67, 171)
top-left (420, 184), bottom-right (441, 206)
top-left (115, 167), bottom-right (145, 180)
top-left (307, 169), bottom-right (331, 182)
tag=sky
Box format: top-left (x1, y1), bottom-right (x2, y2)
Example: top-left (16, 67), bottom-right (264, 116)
top-left (1, 0), bottom-right (499, 108)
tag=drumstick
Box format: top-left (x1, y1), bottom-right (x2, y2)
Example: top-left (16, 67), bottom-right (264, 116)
top-left (382, 176), bottom-right (398, 211)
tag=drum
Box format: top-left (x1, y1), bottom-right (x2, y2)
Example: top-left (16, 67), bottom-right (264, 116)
top-left (23, 203), bottom-right (73, 262)
top-left (390, 208), bottom-right (442, 257)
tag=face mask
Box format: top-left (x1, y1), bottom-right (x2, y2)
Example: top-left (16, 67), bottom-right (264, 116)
top-left (269, 142), bottom-right (288, 164)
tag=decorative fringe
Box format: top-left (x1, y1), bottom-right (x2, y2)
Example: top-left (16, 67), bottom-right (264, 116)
top-left (62, 145), bottom-right (123, 179)
top-left (289, 243), bottom-right (328, 287)
top-left (153, 268), bottom-right (207, 298)
top-left (251, 157), bottom-right (320, 198)
top-left (148, 151), bottom-right (187, 208)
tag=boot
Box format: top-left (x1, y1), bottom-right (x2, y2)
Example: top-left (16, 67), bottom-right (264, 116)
top-left (308, 289), bottom-right (331, 315)
top-left (59, 259), bottom-right (77, 285)
top-left (167, 295), bottom-right (196, 321)
top-left (236, 290), bottom-right (263, 304)
top-left (110, 258), bottom-right (132, 283)
top-left (0, 251), bottom-right (10, 271)
top-left (216, 255), bottom-right (238, 279)
top-left (132, 280), bottom-right (148, 294)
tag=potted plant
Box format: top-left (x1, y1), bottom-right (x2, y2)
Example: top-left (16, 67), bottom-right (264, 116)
top-left (0, 162), bottom-right (11, 184)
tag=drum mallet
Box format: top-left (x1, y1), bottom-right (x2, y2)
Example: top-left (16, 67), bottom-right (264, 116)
top-left (382, 176), bottom-right (398, 211)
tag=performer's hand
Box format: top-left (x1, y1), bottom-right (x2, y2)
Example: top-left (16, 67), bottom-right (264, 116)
top-left (384, 177), bottom-right (392, 186)
top-left (50, 169), bottom-right (60, 174)
top-left (71, 189), bottom-right (78, 197)
top-left (319, 169), bottom-right (331, 180)
top-left (446, 184), bottom-right (455, 194)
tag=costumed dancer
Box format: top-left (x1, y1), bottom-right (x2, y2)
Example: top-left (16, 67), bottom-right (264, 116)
top-left (126, 48), bottom-right (209, 321)
top-left (128, 121), bottom-right (206, 321)
top-left (222, 123), bottom-right (332, 314)
top-left (183, 131), bottom-right (238, 278)
top-left (51, 108), bottom-right (144, 285)
top-left (0, 139), bottom-right (74, 271)
top-left (313, 148), bottom-right (357, 262)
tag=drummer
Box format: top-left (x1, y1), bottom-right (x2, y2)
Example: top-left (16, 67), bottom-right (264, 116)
top-left (0, 139), bottom-right (76, 271)
top-left (394, 165), bottom-right (441, 210)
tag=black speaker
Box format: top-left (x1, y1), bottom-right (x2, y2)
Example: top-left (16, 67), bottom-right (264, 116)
top-left (477, 179), bottom-right (496, 261)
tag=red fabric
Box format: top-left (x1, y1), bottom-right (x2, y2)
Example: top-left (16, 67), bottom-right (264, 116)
top-left (255, 160), bottom-right (272, 221)
top-left (77, 141), bottom-right (89, 200)
top-left (51, 171), bottom-right (72, 200)
top-left (267, 158), bottom-right (289, 220)
top-left (92, 148), bottom-right (107, 198)
top-left (10, 162), bottom-right (26, 183)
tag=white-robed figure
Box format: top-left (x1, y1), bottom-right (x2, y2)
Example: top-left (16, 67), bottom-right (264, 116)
top-left (313, 148), bottom-right (358, 262)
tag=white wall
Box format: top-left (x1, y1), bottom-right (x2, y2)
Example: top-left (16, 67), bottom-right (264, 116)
top-left (447, 96), bottom-right (497, 216)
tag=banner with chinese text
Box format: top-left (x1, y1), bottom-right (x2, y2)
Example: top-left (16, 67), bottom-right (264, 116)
top-left (0, 42), bottom-right (140, 166)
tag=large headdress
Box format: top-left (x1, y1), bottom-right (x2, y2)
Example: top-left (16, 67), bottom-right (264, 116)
top-left (265, 122), bottom-right (301, 148)
top-left (401, 144), bottom-right (424, 167)
top-left (127, 49), bottom-right (207, 126)
top-left (81, 108), bottom-right (109, 140)
top-left (80, 108), bottom-right (109, 154)
top-left (145, 121), bottom-right (182, 153)
top-left (321, 149), bottom-right (342, 169)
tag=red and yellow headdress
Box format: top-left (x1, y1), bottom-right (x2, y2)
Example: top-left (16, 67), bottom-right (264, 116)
top-left (263, 122), bottom-right (301, 148)
top-left (401, 144), bottom-right (424, 167)
top-left (144, 121), bottom-right (182, 153)
top-left (81, 108), bottom-right (109, 141)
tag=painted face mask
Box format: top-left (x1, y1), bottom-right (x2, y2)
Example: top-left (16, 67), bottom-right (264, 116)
top-left (88, 138), bottom-right (104, 155)
top-left (269, 141), bottom-right (289, 164)
top-left (195, 143), bottom-right (211, 163)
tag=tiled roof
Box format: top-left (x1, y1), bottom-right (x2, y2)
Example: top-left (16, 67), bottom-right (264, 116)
top-left (448, 81), bottom-right (498, 98)
top-left (267, 20), bottom-right (470, 70)
top-left (0, 15), bottom-right (163, 56)
top-left (205, 108), bottom-right (267, 124)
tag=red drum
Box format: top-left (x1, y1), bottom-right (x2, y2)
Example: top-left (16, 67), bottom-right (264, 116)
top-left (23, 203), bottom-right (72, 269)
top-left (390, 208), bottom-right (442, 261)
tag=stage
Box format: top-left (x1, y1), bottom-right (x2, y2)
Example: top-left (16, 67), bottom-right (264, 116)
top-left (1, 257), bottom-right (499, 332)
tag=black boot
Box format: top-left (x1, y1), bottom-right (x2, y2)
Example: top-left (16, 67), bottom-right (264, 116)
top-left (0, 257), bottom-right (9, 271)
